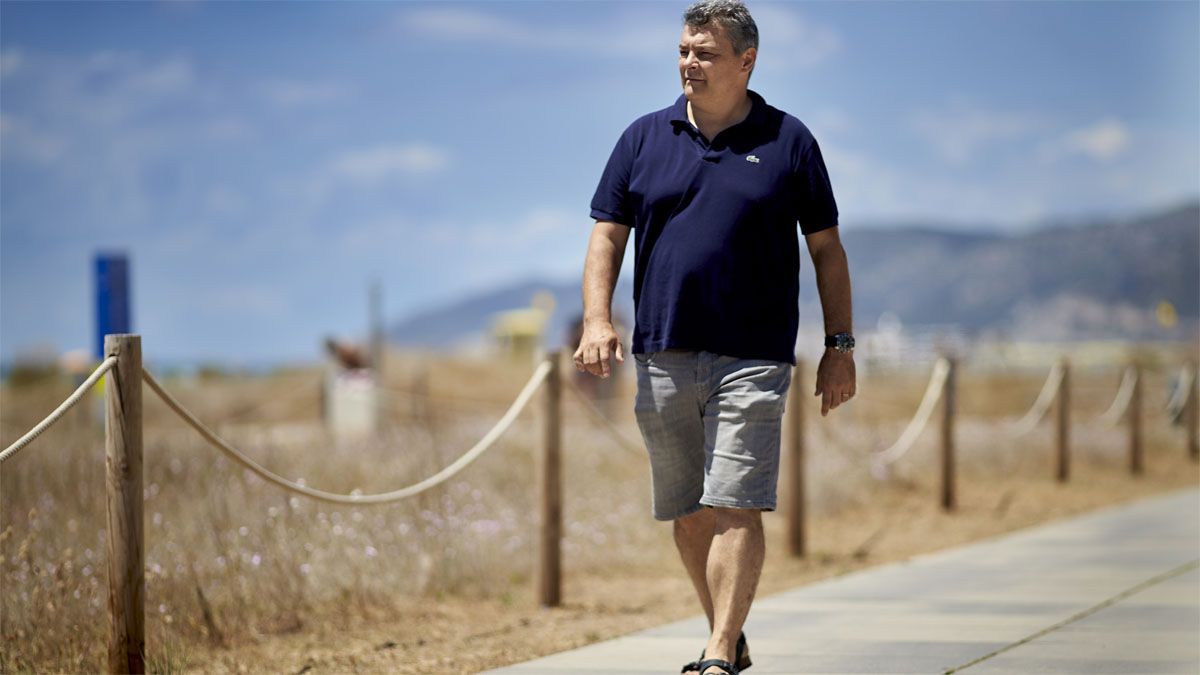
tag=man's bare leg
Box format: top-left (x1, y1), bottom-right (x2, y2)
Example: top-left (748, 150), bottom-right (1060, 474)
top-left (674, 507), bottom-right (717, 629)
top-left (701, 507), bottom-right (765, 674)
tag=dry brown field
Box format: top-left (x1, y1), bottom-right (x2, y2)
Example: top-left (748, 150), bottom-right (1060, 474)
top-left (2, 344), bottom-right (1198, 673)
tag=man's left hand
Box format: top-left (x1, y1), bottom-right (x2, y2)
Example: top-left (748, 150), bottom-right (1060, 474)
top-left (814, 349), bottom-right (856, 416)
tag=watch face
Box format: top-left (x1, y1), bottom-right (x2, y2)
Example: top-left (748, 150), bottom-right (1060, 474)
top-left (826, 333), bottom-right (854, 350)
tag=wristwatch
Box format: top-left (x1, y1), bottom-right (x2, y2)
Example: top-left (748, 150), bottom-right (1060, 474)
top-left (824, 332), bottom-right (855, 353)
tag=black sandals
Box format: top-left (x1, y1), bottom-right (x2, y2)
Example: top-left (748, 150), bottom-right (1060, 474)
top-left (697, 658), bottom-right (739, 675)
top-left (681, 632), bottom-right (751, 674)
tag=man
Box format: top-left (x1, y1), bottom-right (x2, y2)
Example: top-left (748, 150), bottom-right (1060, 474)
top-left (573, 1), bottom-right (855, 674)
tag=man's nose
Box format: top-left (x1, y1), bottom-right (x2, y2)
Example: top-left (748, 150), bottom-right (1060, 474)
top-left (682, 51), bottom-right (699, 69)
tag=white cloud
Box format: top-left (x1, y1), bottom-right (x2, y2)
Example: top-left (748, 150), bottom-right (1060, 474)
top-left (204, 185), bottom-right (247, 216)
top-left (259, 79), bottom-right (350, 108)
top-left (0, 49), bottom-right (235, 227)
top-left (397, 7), bottom-right (673, 58)
top-left (0, 49), bottom-right (22, 77)
top-left (197, 285), bottom-right (289, 316)
top-left (203, 117), bottom-right (254, 141)
top-left (421, 207), bottom-right (575, 248)
top-left (752, 5), bottom-right (841, 68)
top-left (403, 7), bottom-right (525, 42)
top-left (31, 51), bottom-right (200, 127)
top-left (330, 143), bottom-right (451, 183)
top-left (0, 113), bottom-right (70, 165)
top-left (84, 51), bottom-right (194, 98)
top-left (807, 107), bottom-right (854, 136)
top-left (397, 5), bottom-right (840, 69)
top-left (911, 101), bottom-right (1043, 165)
top-left (1038, 118), bottom-right (1131, 163)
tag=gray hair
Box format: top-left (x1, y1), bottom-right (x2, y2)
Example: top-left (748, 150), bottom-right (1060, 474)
top-left (683, 0), bottom-right (759, 55)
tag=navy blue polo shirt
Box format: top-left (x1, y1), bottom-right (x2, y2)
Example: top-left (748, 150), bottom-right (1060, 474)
top-left (589, 89), bottom-right (838, 365)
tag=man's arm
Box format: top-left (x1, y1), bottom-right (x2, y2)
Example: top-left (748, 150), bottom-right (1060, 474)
top-left (805, 227), bottom-right (852, 336)
top-left (574, 221), bottom-right (631, 378)
top-left (805, 226), bottom-right (856, 415)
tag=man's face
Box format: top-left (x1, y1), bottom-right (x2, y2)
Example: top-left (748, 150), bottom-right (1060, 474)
top-left (678, 23), bottom-right (754, 101)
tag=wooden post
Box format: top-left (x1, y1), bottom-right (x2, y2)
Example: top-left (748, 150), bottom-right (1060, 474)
top-left (785, 358), bottom-right (806, 557)
top-left (940, 355), bottom-right (957, 512)
top-left (1129, 363), bottom-right (1143, 476)
top-left (1056, 358), bottom-right (1070, 483)
top-left (369, 279), bottom-right (384, 434)
top-left (538, 351), bottom-right (562, 607)
top-left (412, 368), bottom-right (429, 425)
top-left (369, 278), bottom-right (384, 379)
top-left (1187, 360), bottom-right (1199, 463)
top-left (104, 334), bottom-right (144, 674)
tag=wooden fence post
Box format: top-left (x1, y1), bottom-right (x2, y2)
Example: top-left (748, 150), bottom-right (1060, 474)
top-left (1187, 360), bottom-right (1199, 463)
top-left (1129, 363), bottom-right (1143, 476)
top-left (785, 358), bottom-right (806, 557)
top-left (941, 355), bottom-right (956, 512)
top-left (1056, 357), bottom-right (1070, 483)
top-left (538, 351), bottom-right (562, 607)
top-left (105, 334), bottom-right (144, 674)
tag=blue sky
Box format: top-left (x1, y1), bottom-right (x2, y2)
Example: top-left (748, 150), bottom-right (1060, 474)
top-left (2, 1), bottom-right (1197, 365)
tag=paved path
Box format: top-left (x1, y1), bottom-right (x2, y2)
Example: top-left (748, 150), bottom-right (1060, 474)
top-left (487, 487), bottom-right (1199, 674)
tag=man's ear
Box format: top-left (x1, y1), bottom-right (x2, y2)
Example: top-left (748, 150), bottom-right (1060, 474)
top-left (741, 47), bottom-right (757, 72)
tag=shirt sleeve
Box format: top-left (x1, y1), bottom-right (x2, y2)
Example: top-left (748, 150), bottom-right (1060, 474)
top-left (589, 125), bottom-right (636, 227)
top-left (795, 136), bottom-right (839, 235)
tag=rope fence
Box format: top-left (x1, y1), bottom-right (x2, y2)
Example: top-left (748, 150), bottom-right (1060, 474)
top-left (1166, 365), bottom-right (1194, 422)
top-left (3, 332), bottom-right (1198, 673)
top-left (0, 356), bottom-right (117, 464)
top-left (1008, 361), bottom-right (1065, 437)
top-left (562, 377), bottom-right (646, 458)
top-left (871, 356), bottom-right (951, 472)
top-left (141, 361), bottom-right (552, 505)
top-left (1097, 366), bottom-right (1137, 427)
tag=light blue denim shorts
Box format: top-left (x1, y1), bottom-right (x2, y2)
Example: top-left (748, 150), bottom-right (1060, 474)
top-left (632, 348), bottom-right (793, 521)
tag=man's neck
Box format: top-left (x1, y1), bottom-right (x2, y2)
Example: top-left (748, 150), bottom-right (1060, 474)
top-left (687, 90), bottom-right (752, 141)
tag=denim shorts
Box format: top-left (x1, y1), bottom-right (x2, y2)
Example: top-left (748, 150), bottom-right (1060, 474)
top-left (632, 348), bottom-right (793, 521)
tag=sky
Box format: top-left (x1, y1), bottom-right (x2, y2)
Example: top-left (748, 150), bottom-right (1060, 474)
top-left (2, 0), bottom-right (1197, 365)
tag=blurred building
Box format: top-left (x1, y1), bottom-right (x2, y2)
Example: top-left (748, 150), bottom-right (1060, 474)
top-left (490, 290), bottom-right (556, 361)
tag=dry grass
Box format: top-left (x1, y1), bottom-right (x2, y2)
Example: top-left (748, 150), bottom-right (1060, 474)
top-left (2, 344), bottom-right (1197, 673)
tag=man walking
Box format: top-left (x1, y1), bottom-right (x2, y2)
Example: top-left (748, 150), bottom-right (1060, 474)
top-left (573, 1), bottom-right (855, 674)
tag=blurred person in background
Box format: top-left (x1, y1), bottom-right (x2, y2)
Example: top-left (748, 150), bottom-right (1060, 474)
top-left (573, 1), bottom-right (855, 673)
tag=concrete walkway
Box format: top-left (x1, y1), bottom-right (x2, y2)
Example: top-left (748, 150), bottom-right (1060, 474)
top-left (487, 487), bottom-right (1199, 674)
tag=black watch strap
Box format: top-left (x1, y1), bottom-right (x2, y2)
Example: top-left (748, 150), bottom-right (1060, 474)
top-left (825, 332), bottom-right (855, 351)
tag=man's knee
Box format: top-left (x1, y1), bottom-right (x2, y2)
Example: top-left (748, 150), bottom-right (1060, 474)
top-left (709, 505), bottom-right (763, 531)
top-left (674, 505), bottom-right (716, 538)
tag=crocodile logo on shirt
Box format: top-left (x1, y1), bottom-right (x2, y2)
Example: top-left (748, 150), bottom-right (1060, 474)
top-left (746, 155), bottom-right (761, 164)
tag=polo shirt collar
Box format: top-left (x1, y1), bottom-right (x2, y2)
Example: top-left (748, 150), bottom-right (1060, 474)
top-left (669, 89), bottom-right (768, 131)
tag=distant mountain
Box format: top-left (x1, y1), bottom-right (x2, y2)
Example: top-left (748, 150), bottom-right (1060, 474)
top-left (828, 201), bottom-right (1198, 340)
top-left (387, 277), bottom-right (634, 350)
top-left (387, 201), bottom-right (1199, 348)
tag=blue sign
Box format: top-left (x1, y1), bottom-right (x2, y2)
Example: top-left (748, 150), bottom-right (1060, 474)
top-left (95, 254), bottom-right (132, 359)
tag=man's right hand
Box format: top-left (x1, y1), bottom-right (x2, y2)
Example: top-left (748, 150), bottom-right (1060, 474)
top-left (573, 319), bottom-right (625, 378)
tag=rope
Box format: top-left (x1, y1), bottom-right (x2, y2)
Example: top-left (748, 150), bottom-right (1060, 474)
top-left (1007, 362), bottom-right (1064, 437)
top-left (562, 378), bottom-right (645, 457)
top-left (1165, 365), bottom-right (1193, 420)
top-left (140, 361), bottom-right (552, 505)
top-left (1, 357), bottom-right (118, 464)
top-left (1096, 366), bottom-right (1136, 427)
top-left (871, 357), bottom-right (950, 470)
